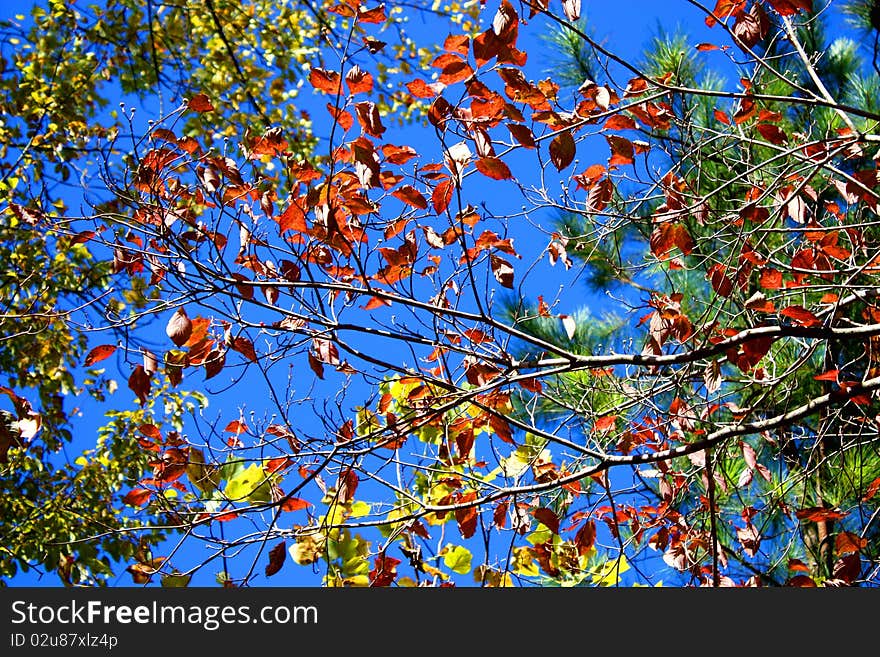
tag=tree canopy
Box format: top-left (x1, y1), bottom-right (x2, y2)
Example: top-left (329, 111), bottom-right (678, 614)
top-left (2, 0), bottom-right (880, 587)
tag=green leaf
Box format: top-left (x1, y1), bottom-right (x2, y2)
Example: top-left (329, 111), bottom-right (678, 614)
top-left (442, 544), bottom-right (472, 575)
top-left (223, 463), bottom-right (271, 502)
top-left (161, 571), bottom-right (192, 587)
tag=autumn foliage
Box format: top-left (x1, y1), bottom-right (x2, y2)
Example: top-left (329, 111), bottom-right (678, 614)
top-left (4, 0), bottom-right (880, 587)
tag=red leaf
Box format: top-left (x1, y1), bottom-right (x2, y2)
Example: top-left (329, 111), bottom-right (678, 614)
top-left (392, 185), bottom-right (428, 210)
top-left (139, 423), bottom-right (162, 441)
top-left (204, 349), bottom-right (226, 380)
top-left (309, 68), bottom-right (342, 95)
top-left (759, 268), bottom-right (783, 289)
top-left (490, 255), bottom-right (514, 288)
top-left (84, 344), bottom-right (116, 367)
top-left (813, 370), bottom-right (839, 382)
top-left (533, 507), bottom-right (560, 534)
top-left (313, 338), bottom-right (340, 365)
top-left (382, 144), bottom-right (418, 164)
top-left (122, 488), bottom-right (152, 507)
top-left (507, 123), bottom-right (536, 149)
top-left (250, 131), bottom-right (289, 157)
top-left (785, 575), bottom-right (817, 587)
top-left (742, 441), bottom-right (757, 469)
top-left (475, 156), bottom-right (512, 180)
top-left (308, 351), bottom-right (324, 379)
top-left (586, 177), bottom-right (615, 212)
top-left (128, 365), bottom-right (151, 405)
top-left (593, 414), bottom-right (617, 434)
top-left (281, 497), bottom-right (310, 512)
top-left (362, 296), bottom-right (391, 310)
top-left (708, 264), bottom-right (734, 297)
top-left (326, 103), bottom-right (354, 131)
top-left (265, 541), bottom-right (286, 577)
top-left (766, 0), bottom-right (812, 17)
top-left (455, 500), bottom-right (478, 539)
top-left (575, 520), bottom-right (596, 554)
top-left (757, 123), bottom-right (788, 145)
top-left (650, 223), bottom-right (694, 257)
top-left (862, 477), bottom-right (880, 502)
top-left (604, 115), bottom-right (637, 131)
top-left (732, 4), bottom-right (770, 49)
top-left (549, 131), bottom-right (576, 171)
top-left (71, 230), bottom-right (95, 244)
top-left (780, 305), bottom-right (822, 328)
top-left (444, 34), bottom-right (470, 55)
top-left (493, 501), bottom-right (508, 529)
top-left (354, 101), bottom-right (386, 137)
top-left (519, 377), bottom-right (543, 393)
top-left (606, 134), bottom-right (634, 166)
top-left (187, 93), bottom-right (214, 112)
top-left (232, 337), bottom-right (258, 363)
top-left (696, 43), bottom-right (720, 51)
top-left (795, 507), bottom-right (849, 522)
top-left (369, 554), bottom-right (400, 587)
top-left (432, 179), bottom-right (455, 214)
top-left (278, 200), bottom-right (308, 234)
top-left (338, 469), bottom-right (359, 503)
top-left (184, 317), bottom-right (210, 348)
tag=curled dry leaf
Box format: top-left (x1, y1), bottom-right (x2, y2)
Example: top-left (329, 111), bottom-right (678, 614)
top-left (562, 0), bottom-right (581, 21)
top-left (265, 541), bottom-right (287, 577)
top-left (166, 308), bottom-right (193, 347)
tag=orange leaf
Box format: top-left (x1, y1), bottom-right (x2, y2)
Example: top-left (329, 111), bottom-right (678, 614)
top-left (309, 68), bottom-right (342, 95)
top-left (835, 531), bottom-right (866, 555)
top-left (607, 134), bottom-right (634, 166)
top-left (281, 497), bottom-right (310, 512)
top-left (813, 370), bottom-right (839, 382)
top-left (713, 109), bottom-right (731, 125)
top-left (432, 179), bottom-right (455, 214)
top-left (345, 66), bottom-right (374, 95)
top-left (593, 414), bottom-right (617, 433)
top-left (225, 420), bottom-right (248, 434)
top-left (187, 93), bottom-right (215, 112)
top-left (84, 344), bottom-right (116, 367)
top-left (406, 79), bottom-right (439, 99)
top-left (392, 185), bottom-right (428, 210)
top-left (357, 4), bottom-right (387, 23)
